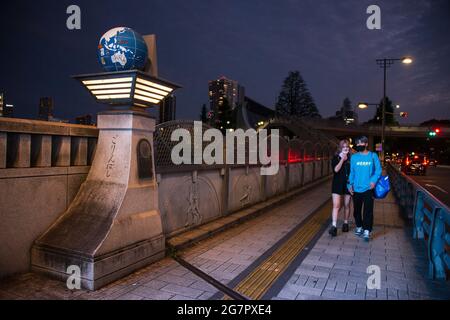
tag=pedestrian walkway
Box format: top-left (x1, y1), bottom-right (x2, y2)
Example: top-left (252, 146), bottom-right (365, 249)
top-left (272, 192), bottom-right (450, 300)
top-left (0, 182), bottom-right (449, 300)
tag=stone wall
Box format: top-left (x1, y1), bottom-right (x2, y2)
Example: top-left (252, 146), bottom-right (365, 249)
top-left (157, 159), bottom-right (331, 238)
top-left (0, 118), bottom-right (97, 277)
top-left (0, 117), bottom-right (335, 278)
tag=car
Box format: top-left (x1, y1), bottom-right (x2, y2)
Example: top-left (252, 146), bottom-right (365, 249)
top-left (401, 155), bottom-right (427, 176)
top-left (429, 159), bottom-right (437, 167)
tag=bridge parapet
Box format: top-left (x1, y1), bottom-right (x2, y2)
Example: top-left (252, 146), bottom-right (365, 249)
top-left (0, 117), bottom-right (98, 170)
top-left (388, 163), bottom-right (450, 280)
top-left (153, 120), bottom-right (336, 238)
top-left (0, 117), bottom-right (337, 285)
top-left (0, 117), bottom-right (99, 278)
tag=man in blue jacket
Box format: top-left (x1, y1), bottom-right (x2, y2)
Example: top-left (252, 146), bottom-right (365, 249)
top-left (347, 136), bottom-right (382, 241)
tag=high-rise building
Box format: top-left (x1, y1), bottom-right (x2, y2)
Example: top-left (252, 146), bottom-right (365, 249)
top-left (75, 114), bottom-right (93, 125)
top-left (159, 94), bottom-right (176, 124)
top-left (38, 97), bottom-right (54, 121)
top-left (332, 98), bottom-right (358, 125)
top-left (0, 93), bottom-right (14, 118)
top-left (208, 76), bottom-right (245, 112)
top-left (0, 93), bottom-right (4, 117)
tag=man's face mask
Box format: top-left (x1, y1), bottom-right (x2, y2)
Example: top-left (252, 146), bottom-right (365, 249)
top-left (354, 145), bottom-right (366, 152)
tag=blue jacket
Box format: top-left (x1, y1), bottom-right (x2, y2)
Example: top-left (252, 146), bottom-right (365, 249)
top-left (347, 151), bottom-right (382, 193)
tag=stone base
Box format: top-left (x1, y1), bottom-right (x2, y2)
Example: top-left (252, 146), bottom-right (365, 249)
top-left (30, 110), bottom-right (165, 291)
top-left (31, 235), bottom-right (164, 291)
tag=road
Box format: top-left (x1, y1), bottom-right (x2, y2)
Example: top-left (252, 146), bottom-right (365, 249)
top-left (408, 166), bottom-right (450, 207)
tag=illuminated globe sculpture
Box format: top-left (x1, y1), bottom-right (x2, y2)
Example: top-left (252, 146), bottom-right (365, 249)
top-left (32, 30), bottom-right (182, 291)
top-left (97, 27), bottom-right (148, 72)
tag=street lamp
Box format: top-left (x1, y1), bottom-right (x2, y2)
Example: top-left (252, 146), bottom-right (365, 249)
top-left (402, 57), bottom-right (413, 64)
top-left (358, 102), bottom-right (405, 116)
top-left (375, 56), bottom-right (413, 161)
top-left (74, 70), bottom-right (180, 109)
top-left (357, 103), bottom-right (369, 109)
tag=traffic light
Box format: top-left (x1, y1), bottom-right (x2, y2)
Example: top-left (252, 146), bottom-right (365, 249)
top-left (399, 112), bottom-right (408, 118)
top-left (428, 130), bottom-right (437, 137)
top-left (434, 128), bottom-right (440, 134)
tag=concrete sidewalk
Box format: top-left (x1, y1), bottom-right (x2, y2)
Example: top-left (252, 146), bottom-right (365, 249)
top-left (272, 192), bottom-right (450, 300)
top-left (0, 181), bottom-right (332, 300)
top-left (1, 182), bottom-right (449, 300)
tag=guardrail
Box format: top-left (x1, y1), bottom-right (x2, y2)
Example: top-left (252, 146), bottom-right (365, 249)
top-left (387, 163), bottom-right (450, 280)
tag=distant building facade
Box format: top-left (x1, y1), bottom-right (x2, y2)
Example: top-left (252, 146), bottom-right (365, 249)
top-left (235, 96), bottom-right (276, 130)
top-left (329, 98), bottom-right (358, 125)
top-left (75, 114), bottom-right (93, 125)
top-left (0, 93), bottom-right (13, 118)
top-left (38, 97), bottom-right (54, 121)
top-left (208, 76), bottom-right (245, 112)
top-left (159, 94), bottom-right (176, 124)
top-left (0, 93), bottom-right (3, 116)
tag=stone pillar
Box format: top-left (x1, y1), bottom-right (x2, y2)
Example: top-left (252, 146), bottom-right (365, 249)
top-left (0, 132), bottom-right (6, 168)
top-left (8, 133), bottom-right (31, 168)
top-left (52, 136), bottom-right (71, 167)
top-left (71, 137), bottom-right (88, 166)
top-left (32, 109), bottom-right (165, 290)
top-left (31, 135), bottom-right (52, 167)
top-left (87, 138), bottom-right (97, 165)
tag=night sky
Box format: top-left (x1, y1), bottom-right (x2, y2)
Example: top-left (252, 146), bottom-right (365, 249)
top-left (1, 0), bottom-right (449, 124)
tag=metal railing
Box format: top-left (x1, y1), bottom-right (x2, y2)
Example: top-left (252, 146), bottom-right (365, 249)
top-left (387, 163), bottom-right (450, 280)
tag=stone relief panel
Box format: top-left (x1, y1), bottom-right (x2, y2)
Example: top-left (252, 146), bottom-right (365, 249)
top-left (303, 162), bottom-right (314, 184)
top-left (288, 163), bottom-right (302, 189)
top-left (265, 165), bottom-right (286, 198)
top-left (229, 167), bottom-right (262, 213)
top-left (158, 170), bottom-right (221, 236)
top-left (315, 160), bottom-right (323, 179)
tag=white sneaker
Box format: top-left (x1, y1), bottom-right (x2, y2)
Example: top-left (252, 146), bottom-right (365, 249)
top-left (363, 230), bottom-right (370, 241)
top-left (354, 227), bottom-right (363, 236)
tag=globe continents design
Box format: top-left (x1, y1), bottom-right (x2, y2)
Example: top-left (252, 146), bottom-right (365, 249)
top-left (97, 27), bottom-right (148, 72)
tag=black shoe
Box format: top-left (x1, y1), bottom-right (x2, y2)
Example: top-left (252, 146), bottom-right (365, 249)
top-left (342, 223), bottom-right (349, 233)
top-left (328, 226), bottom-right (337, 237)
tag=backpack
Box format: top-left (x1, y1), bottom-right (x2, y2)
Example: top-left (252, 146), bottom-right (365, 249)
top-left (371, 152), bottom-right (390, 199)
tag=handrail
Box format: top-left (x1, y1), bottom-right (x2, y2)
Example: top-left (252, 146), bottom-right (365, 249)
top-left (387, 163), bottom-right (450, 280)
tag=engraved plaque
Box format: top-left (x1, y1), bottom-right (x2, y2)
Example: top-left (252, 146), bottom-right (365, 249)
top-left (137, 139), bottom-right (153, 179)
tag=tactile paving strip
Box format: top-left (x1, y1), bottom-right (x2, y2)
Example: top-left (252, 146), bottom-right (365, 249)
top-left (226, 201), bottom-right (332, 300)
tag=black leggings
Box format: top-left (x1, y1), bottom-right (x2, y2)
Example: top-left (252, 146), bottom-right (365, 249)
top-left (353, 190), bottom-right (374, 232)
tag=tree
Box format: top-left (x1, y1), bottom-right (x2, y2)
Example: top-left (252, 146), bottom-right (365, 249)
top-left (366, 96), bottom-right (399, 126)
top-left (420, 119), bottom-right (450, 127)
top-left (342, 97), bottom-right (352, 113)
top-left (199, 104), bottom-right (208, 123)
top-left (275, 71), bottom-right (321, 119)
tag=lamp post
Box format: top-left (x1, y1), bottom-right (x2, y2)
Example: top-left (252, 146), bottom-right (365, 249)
top-left (358, 102), bottom-right (408, 156)
top-left (375, 57), bottom-right (413, 162)
top-left (358, 102), bottom-right (407, 118)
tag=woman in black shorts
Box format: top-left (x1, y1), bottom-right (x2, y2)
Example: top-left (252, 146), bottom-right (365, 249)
top-left (328, 139), bottom-right (351, 237)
